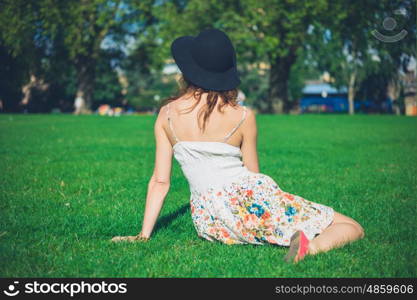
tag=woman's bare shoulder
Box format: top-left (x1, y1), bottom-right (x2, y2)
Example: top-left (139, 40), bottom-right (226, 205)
top-left (158, 101), bottom-right (177, 115)
top-left (244, 106), bottom-right (255, 116)
top-left (155, 103), bottom-right (172, 128)
top-left (240, 106), bottom-right (257, 131)
top-left (242, 106), bottom-right (256, 122)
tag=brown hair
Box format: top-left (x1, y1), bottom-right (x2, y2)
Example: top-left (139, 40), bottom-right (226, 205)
top-left (160, 75), bottom-right (239, 132)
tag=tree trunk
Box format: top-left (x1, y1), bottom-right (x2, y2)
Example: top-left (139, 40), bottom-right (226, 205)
top-left (21, 75), bottom-right (34, 107)
top-left (266, 52), bottom-right (297, 114)
top-left (347, 70), bottom-right (356, 115)
top-left (20, 73), bottom-right (49, 112)
top-left (74, 56), bottom-right (96, 113)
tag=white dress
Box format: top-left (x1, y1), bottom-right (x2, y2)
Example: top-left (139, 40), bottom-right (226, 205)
top-left (167, 103), bottom-right (334, 246)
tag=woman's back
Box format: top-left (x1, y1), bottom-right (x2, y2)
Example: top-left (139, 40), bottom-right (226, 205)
top-left (164, 95), bottom-right (252, 193)
top-left (164, 94), bottom-right (247, 148)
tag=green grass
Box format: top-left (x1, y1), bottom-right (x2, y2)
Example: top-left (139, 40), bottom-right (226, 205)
top-left (0, 113), bottom-right (416, 277)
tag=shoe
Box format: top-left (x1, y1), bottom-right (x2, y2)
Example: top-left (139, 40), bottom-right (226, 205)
top-left (283, 230), bottom-right (310, 263)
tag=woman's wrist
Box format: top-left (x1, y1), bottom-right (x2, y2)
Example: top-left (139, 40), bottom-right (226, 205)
top-left (138, 231), bottom-right (151, 240)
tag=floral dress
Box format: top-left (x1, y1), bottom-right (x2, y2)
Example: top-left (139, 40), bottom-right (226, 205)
top-left (189, 172), bottom-right (334, 246)
top-left (167, 104), bottom-right (334, 246)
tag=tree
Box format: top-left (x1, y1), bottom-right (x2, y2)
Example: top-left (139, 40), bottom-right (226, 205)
top-left (41, 0), bottom-right (126, 112)
top-left (0, 0), bottom-right (156, 112)
top-left (0, 0), bottom-right (51, 111)
top-left (153, 0), bottom-right (338, 113)
top-left (305, 0), bottom-right (416, 114)
top-left (238, 0), bottom-right (332, 113)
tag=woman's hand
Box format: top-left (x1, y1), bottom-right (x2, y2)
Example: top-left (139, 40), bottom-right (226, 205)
top-left (110, 232), bottom-right (150, 243)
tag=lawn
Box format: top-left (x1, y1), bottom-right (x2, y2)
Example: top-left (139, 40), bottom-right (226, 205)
top-left (0, 113), bottom-right (416, 277)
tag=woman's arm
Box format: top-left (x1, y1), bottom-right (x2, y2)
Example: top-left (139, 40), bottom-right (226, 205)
top-left (111, 106), bottom-right (173, 242)
top-left (139, 106), bottom-right (173, 238)
top-left (240, 107), bottom-right (260, 173)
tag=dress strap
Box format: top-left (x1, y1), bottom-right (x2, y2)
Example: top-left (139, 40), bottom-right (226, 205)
top-left (166, 103), bottom-right (180, 143)
top-left (222, 106), bottom-right (247, 142)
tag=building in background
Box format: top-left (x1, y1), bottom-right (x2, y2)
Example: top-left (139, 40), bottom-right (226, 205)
top-left (403, 57), bottom-right (416, 116)
top-left (299, 81), bottom-right (348, 113)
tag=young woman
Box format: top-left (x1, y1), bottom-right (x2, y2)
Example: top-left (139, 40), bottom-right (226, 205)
top-left (111, 29), bottom-right (365, 263)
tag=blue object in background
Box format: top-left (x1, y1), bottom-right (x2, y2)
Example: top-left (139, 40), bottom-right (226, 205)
top-left (300, 97), bottom-right (348, 113)
top-left (300, 97), bottom-right (393, 113)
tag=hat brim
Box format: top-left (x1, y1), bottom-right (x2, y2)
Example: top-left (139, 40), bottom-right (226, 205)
top-left (171, 36), bottom-right (241, 91)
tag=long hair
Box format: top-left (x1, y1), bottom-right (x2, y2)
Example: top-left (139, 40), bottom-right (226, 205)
top-left (160, 75), bottom-right (239, 132)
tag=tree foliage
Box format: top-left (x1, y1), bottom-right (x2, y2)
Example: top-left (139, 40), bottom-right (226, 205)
top-left (0, 0), bottom-right (415, 114)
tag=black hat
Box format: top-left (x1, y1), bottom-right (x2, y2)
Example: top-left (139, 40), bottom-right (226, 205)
top-left (171, 28), bottom-right (241, 91)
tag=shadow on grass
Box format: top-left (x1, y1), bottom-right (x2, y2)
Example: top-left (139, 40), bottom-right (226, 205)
top-left (152, 204), bottom-right (190, 234)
